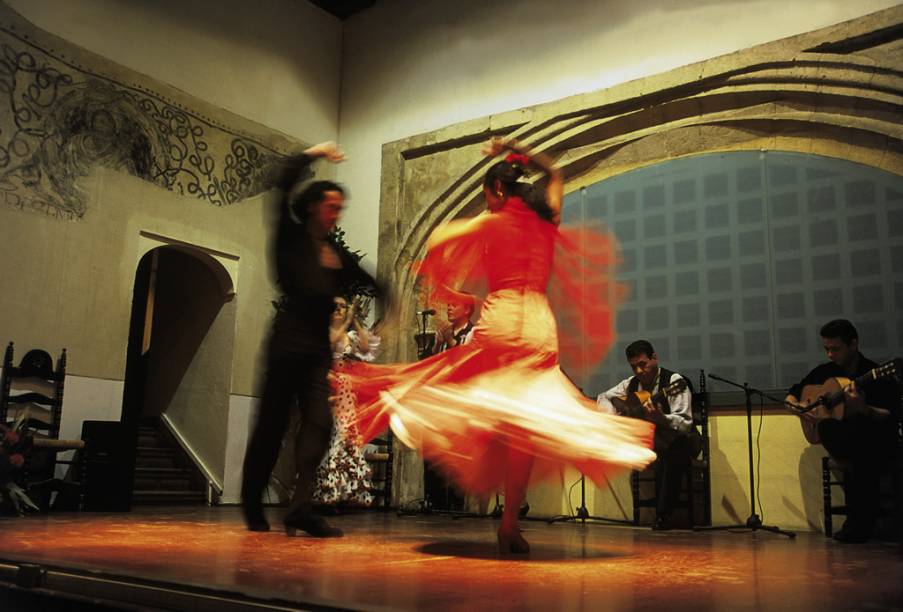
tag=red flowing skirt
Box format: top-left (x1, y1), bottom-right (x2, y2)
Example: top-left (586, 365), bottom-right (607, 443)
top-left (344, 288), bottom-right (655, 495)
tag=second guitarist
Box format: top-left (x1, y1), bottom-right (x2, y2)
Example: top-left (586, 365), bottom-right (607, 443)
top-left (785, 319), bottom-right (900, 543)
top-left (597, 340), bottom-right (698, 531)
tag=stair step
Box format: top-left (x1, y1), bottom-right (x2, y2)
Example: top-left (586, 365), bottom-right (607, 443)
top-left (134, 467), bottom-right (193, 479)
top-left (131, 419), bottom-right (206, 506)
top-left (136, 457), bottom-right (178, 469)
top-left (134, 466), bottom-right (188, 474)
top-left (131, 490), bottom-right (207, 504)
top-left (136, 446), bottom-right (176, 456)
top-left (134, 477), bottom-right (195, 491)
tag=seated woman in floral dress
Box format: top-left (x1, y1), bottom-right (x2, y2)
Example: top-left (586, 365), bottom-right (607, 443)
top-left (311, 296), bottom-right (379, 508)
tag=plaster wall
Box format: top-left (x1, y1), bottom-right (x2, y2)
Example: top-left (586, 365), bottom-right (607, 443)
top-left (0, 0), bottom-right (338, 503)
top-left (338, 0), bottom-right (902, 262)
top-left (4, 0), bottom-right (342, 144)
top-left (0, 167), bottom-right (277, 499)
top-left (0, 167), bottom-right (274, 391)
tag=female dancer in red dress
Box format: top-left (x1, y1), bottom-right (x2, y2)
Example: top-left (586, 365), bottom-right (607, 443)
top-left (349, 137), bottom-right (655, 553)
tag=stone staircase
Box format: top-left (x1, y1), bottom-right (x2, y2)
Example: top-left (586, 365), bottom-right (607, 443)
top-left (132, 420), bottom-right (207, 505)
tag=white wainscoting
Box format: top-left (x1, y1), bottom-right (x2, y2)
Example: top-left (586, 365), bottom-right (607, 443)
top-left (222, 393), bottom-right (258, 504)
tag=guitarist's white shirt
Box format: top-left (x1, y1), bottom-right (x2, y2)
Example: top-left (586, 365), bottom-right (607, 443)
top-left (596, 370), bottom-right (694, 434)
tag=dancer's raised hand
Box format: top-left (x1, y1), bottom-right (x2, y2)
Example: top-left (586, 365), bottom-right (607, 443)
top-left (304, 141), bottom-right (346, 163)
top-left (481, 137), bottom-right (508, 157)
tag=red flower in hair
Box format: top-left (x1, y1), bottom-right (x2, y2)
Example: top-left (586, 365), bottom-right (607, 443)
top-left (4, 430), bottom-right (19, 445)
top-left (505, 153), bottom-right (530, 167)
top-left (9, 453), bottom-right (24, 468)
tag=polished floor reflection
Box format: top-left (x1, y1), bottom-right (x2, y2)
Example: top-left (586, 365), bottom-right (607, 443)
top-left (0, 507), bottom-right (901, 610)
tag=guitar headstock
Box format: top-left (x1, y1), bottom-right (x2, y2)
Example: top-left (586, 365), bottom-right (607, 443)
top-left (873, 358), bottom-right (902, 382)
top-left (661, 378), bottom-right (688, 397)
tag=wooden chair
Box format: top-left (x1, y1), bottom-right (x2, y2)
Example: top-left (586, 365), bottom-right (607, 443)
top-left (631, 370), bottom-right (712, 527)
top-left (1, 342), bottom-right (84, 511)
top-left (365, 429), bottom-right (394, 509)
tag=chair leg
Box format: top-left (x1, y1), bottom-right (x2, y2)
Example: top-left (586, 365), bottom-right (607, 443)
top-left (686, 469), bottom-right (695, 527)
top-left (894, 459), bottom-right (903, 546)
top-left (631, 471), bottom-right (640, 526)
top-left (822, 456), bottom-right (833, 537)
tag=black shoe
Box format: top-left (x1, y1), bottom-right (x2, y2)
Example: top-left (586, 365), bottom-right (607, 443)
top-left (833, 525), bottom-right (869, 543)
top-left (284, 514), bottom-right (344, 538)
top-left (518, 502), bottom-right (530, 519)
top-left (243, 507), bottom-right (270, 532)
top-left (651, 516), bottom-right (673, 531)
top-left (833, 517), bottom-right (872, 543)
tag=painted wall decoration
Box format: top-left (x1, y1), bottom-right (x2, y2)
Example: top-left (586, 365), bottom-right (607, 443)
top-left (0, 13), bottom-right (287, 219)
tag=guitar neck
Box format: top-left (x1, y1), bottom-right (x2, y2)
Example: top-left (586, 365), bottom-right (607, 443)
top-left (822, 362), bottom-right (894, 409)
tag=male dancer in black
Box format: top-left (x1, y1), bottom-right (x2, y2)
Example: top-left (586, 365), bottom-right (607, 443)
top-left (241, 141), bottom-right (380, 537)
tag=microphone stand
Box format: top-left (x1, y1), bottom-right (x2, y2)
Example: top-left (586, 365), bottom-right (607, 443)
top-left (693, 373), bottom-right (795, 538)
top-left (547, 473), bottom-right (633, 526)
top-left (548, 379), bottom-right (633, 526)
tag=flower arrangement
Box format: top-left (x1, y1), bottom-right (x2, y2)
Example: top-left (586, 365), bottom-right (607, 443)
top-left (0, 420), bottom-right (38, 514)
top-left (0, 422), bottom-right (32, 477)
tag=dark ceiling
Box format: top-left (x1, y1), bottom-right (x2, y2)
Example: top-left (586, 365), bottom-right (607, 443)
top-left (309, 0), bottom-right (377, 20)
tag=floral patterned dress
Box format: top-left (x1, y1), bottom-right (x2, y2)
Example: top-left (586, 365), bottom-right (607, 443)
top-left (311, 330), bottom-right (378, 506)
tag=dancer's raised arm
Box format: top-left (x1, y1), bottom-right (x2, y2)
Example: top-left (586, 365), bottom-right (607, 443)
top-left (482, 137), bottom-right (562, 225)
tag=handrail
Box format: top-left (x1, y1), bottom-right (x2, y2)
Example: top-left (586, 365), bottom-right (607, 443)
top-left (159, 414), bottom-right (224, 501)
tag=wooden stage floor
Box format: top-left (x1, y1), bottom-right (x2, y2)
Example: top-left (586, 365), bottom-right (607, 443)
top-left (0, 506), bottom-right (901, 611)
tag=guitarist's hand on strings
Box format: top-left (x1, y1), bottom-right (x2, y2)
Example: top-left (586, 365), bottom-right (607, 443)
top-left (642, 399), bottom-right (667, 425)
top-left (842, 381), bottom-right (867, 418)
top-left (842, 382), bottom-right (890, 420)
top-left (785, 393), bottom-right (819, 422)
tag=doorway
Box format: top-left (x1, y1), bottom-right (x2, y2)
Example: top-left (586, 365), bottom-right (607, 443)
top-left (118, 246), bottom-right (236, 508)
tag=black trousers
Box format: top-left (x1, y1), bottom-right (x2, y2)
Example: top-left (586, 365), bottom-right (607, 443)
top-left (241, 333), bottom-right (333, 520)
top-left (818, 418), bottom-right (897, 533)
top-left (654, 433), bottom-right (694, 519)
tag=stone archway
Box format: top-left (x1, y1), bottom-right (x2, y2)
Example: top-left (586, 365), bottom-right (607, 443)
top-left (375, 7), bottom-right (903, 508)
top-left (378, 10), bottom-right (902, 365)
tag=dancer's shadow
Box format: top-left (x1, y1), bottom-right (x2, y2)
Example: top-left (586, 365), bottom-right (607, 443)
top-left (416, 540), bottom-right (626, 562)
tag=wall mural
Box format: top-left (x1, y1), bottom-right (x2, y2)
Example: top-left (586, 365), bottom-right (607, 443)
top-left (0, 26), bottom-right (285, 219)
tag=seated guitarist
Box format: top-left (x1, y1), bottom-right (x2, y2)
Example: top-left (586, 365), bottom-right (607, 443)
top-left (597, 340), bottom-right (696, 531)
top-left (785, 319), bottom-right (900, 543)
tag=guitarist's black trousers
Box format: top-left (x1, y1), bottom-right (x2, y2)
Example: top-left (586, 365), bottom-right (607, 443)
top-left (653, 433), bottom-right (694, 520)
top-left (818, 418), bottom-right (898, 533)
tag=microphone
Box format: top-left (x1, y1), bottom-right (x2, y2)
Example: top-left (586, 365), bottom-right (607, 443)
top-left (417, 309), bottom-right (436, 316)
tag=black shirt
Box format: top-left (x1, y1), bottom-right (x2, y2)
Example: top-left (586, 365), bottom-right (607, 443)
top-left (270, 153), bottom-right (379, 353)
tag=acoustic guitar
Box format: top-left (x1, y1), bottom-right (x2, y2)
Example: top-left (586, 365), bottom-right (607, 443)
top-left (793, 358), bottom-right (901, 445)
top-left (610, 378), bottom-right (689, 449)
